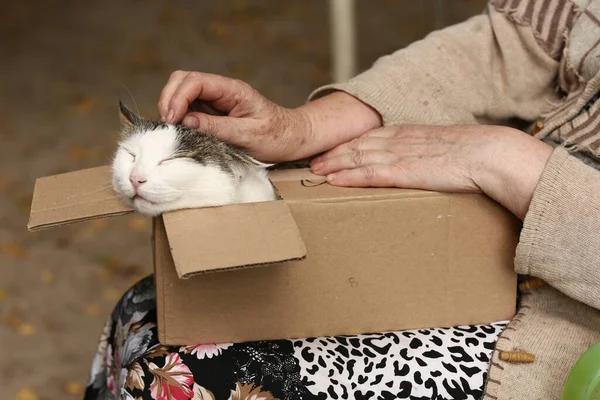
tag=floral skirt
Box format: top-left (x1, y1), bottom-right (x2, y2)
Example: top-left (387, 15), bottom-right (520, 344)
top-left (84, 276), bottom-right (506, 400)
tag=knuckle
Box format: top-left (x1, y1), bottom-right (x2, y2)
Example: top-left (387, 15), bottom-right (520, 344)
top-left (170, 70), bottom-right (186, 79)
top-left (349, 137), bottom-right (363, 151)
top-left (362, 165), bottom-right (376, 181)
top-left (233, 78), bottom-right (250, 89)
top-left (187, 71), bottom-right (203, 82)
top-left (234, 79), bottom-right (256, 98)
top-left (231, 90), bottom-right (244, 105)
top-left (203, 117), bottom-right (218, 134)
top-left (351, 150), bottom-right (365, 167)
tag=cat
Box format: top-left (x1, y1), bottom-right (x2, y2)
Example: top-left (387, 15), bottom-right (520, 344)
top-left (111, 101), bottom-right (277, 217)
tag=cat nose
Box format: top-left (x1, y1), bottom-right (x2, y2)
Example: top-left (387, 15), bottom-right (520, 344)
top-left (130, 174), bottom-right (147, 190)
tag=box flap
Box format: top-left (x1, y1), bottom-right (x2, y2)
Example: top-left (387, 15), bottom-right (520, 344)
top-left (28, 166), bottom-right (132, 231)
top-left (162, 200), bottom-right (307, 278)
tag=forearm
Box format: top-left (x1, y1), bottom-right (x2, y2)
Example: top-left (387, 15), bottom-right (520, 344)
top-left (292, 91), bottom-right (382, 160)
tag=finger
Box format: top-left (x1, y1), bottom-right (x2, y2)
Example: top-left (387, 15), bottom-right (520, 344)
top-left (158, 70), bottom-right (189, 120)
top-left (189, 99), bottom-right (227, 116)
top-left (326, 165), bottom-right (403, 187)
top-left (167, 72), bottom-right (250, 124)
top-left (311, 150), bottom-right (397, 176)
top-left (311, 136), bottom-right (392, 165)
top-left (181, 112), bottom-right (247, 144)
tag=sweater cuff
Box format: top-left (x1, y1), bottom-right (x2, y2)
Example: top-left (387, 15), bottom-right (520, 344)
top-left (515, 146), bottom-right (591, 276)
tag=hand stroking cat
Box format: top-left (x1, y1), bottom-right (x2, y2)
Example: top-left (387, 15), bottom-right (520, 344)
top-left (111, 101), bottom-right (277, 216)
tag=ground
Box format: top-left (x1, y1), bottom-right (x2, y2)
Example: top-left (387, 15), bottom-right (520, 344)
top-left (0, 1), bottom-right (484, 398)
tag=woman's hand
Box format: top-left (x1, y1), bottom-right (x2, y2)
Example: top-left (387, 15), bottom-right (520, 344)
top-left (158, 70), bottom-right (312, 162)
top-left (310, 124), bottom-right (554, 220)
top-left (158, 71), bottom-right (382, 163)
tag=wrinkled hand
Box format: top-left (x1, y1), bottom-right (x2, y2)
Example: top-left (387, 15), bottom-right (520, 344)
top-left (158, 71), bottom-right (311, 162)
top-left (310, 124), bottom-right (553, 219)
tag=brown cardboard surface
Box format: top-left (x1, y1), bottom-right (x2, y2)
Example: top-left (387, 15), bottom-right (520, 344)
top-left (156, 180), bottom-right (519, 344)
top-left (163, 200), bottom-right (306, 277)
top-left (28, 166), bottom-right (132, 231)
top-left (28, 165), bottom-right (520, 345)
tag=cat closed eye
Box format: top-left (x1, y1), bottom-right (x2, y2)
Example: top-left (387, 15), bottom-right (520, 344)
top-left (159, 157), bottom-right (193, 165)
top-left (159, 157), bottom-right (175, 165)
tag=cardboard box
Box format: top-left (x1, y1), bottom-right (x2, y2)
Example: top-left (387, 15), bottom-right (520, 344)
top-left (28, 166), bottom-right (519, 345)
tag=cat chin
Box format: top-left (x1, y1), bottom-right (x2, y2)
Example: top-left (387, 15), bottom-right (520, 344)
top-left (132, 196), bottom-right (238, 217)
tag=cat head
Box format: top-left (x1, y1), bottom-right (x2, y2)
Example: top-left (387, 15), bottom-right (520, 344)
top-left (112, 102), bottom-right (249, 216)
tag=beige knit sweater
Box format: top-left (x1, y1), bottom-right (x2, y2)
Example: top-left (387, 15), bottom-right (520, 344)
top-left (309, 0), bottom-right (600, 398)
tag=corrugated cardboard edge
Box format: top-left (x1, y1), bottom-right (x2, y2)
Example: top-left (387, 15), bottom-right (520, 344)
top-left (28, 212), bottom-right (133, 232)
top-left (177, 255), bottom-right (307, 279)
top-left (154, 216), bottom-right (168, 345)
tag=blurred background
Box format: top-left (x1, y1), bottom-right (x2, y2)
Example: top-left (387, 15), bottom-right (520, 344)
top-left (1, 1), bottom-right (485, 398)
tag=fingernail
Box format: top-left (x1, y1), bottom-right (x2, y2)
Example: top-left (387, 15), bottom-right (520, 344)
top-left (167, 109), bottom-right (175, 123)
top-left (183, 116), bottom-right (199, 129)
top-left (326, 173), bottom-right (337, 182)
top-left (160, 115), bottom-right (166, 122)
top-left (311, 162), bottom-right (322, 171)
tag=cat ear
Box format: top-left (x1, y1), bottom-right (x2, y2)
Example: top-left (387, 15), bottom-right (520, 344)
top-left (119, 100), bottom-right (142, 128)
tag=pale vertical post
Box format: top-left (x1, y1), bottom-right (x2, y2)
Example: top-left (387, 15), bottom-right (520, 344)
top-left (434, 0), bottom-right (446, 29)
top-left (329, 0), bottom-right (357, 83)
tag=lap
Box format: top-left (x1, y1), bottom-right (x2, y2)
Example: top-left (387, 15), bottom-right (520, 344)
top-left (84, 276), bottom-right (505, 400)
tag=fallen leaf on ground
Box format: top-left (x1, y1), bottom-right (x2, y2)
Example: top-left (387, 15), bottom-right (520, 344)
top-left (128, 215), bottom-right (150, 232)
top-left (99, 256), bottom-right (122, 270)
top-left (97, 268), bottom-right (115, 282)
top-left (0, 288), bottom-right (7, 301)
top-left (17, 323), bottom-right (35, 336)
top-left (0, 175), bottom-right (12, 190)
top-left (102, 289), bottom-right (121, 301)
top-left (63, 382), bottom-right (83, 395)
top-left (41, 269), bottom-right (54, 284)
top-left (208, 21), bottom-right (233, 38)
top-left (2, 313), bottom-right (21, 329)
top-left (90, 218), bottom-right (109, 230)
top-left (55, 237), bottom-right (70, 249)
top-left (233, 0), bottom-right (248, 11)
top-left (67, 145), bottom-right (88, 162)
top-left (0, 242), bottom-right (27, 259)
top-left (128, 50), bottom-right (165, 74)
top-left (127, 274), bottom-right (146, 287)
top-left (72, 95), bottom-right (98, 114)
top-left (159, 9), bottom-right (178, 26)
top-left (83, 304), bottom-right (102, 316)
top-left (123, 264), bottom-right (143, 277)
top-left (16, 388), bottom-right (39, 400)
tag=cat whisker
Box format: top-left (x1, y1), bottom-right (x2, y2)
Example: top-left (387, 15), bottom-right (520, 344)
top-left (123, 85), bottom-right (141, 118)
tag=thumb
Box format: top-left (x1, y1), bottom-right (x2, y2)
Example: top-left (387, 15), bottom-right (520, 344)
top-left (182, 112), bottom-right (247, 145)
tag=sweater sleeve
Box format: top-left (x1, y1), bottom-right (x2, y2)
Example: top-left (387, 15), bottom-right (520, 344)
top-left (309, 0), bottom-right (577, 126)
top-left (516, 147), bottom-right (600, 310)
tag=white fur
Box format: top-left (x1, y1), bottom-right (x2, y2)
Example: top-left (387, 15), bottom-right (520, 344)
top-left (111, 125), bottom-right (277, 216)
